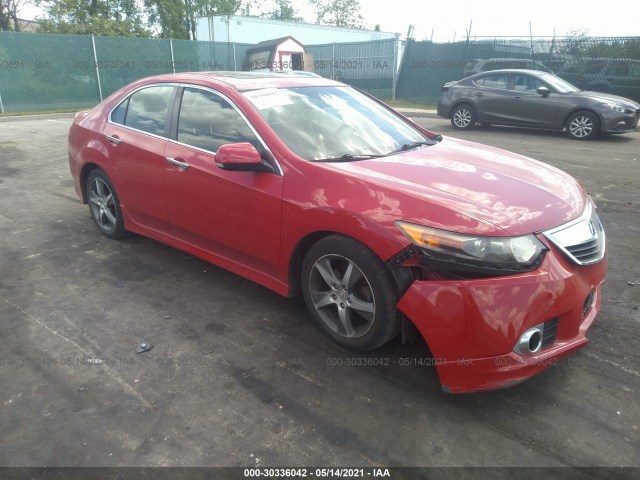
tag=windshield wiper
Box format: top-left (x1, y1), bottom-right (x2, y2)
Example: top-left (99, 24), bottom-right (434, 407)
top-left (313, 153), bottom-right (387, 162)
top-left (387, 140), bottom-right (438, 155)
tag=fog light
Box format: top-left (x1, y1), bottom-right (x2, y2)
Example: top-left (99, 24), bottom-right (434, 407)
top-left (514, 323), bottom-right (544, 355)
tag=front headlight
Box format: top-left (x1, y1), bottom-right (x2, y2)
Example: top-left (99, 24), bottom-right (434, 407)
top-left (608, 103), bottom-right (631, 114)
top-left (396, 221), bottom-right (547, 273)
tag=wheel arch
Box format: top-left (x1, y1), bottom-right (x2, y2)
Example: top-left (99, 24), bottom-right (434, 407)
top-left (287, 229), bottom-right (418, 302)
top-left (563, 108), bottom-right (603, 134)
top-left (79, 162), bottom-right (102, 204)
top-left (450, 99), bottom-right (476, 115)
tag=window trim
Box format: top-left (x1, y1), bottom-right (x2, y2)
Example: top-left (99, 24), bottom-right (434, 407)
top-left (170, 84), bottom-right (282, 176)
top-left (472, 74), bottom-right (510, 90)
top-left (509, 74), bottom-right (551, 93)
top-left (107, 83), bottom-right (179, 139)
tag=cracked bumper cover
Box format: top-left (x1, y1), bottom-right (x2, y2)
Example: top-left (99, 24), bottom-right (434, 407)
top-left (396, 247), bottom-right (608, 393)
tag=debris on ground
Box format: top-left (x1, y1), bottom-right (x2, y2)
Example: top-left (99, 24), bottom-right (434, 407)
top-left (135, 342), bottom-right (153, 354)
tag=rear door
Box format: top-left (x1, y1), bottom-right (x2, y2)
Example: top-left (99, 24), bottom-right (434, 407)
top-left (103, 84), bottom-right (175, 233)
top-left (163, 86), bottom-right (284, 277)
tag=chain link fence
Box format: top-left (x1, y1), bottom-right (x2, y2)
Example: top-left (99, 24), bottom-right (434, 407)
top-left (396, 36), bottom-right (640, 103)
top-left (1, 32), bottom-right (639, 113)
top-left (306, 39), bottom-right (398, 99)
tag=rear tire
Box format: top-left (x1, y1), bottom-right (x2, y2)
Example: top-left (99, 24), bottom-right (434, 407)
top-left (450, 103), bottom-right (477, 130)
top-left (301, 235), bottom-right (400, 351)
top-left (86, 168), bottom-right (128, 239)
top-left (566, 110), bottom-right (600, 140)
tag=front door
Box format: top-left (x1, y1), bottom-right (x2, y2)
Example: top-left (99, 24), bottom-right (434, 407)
top-left (164, 87), bottom-right (283, 277)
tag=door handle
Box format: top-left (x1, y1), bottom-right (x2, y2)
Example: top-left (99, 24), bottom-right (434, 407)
top-left (105, 134), bottom-right (122, 145)
top-left (165, 156), bottom-right (190, 170)
top-left (474, 92), bottom-right (483, 96)
top-left (513, 96), bottom-right (522, 101)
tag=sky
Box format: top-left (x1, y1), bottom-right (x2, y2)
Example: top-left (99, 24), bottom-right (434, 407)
top-left (19, 0), bottom-right (640, 41)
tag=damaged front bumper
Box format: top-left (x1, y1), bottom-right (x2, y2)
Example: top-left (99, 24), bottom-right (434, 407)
top-left (396, 247), bottom-right (608, 393)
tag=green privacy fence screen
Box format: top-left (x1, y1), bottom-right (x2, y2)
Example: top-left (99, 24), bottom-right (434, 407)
top-left (0, 32), bottom-right (255, 112)
top-left (0, 32), bottom-right (397, 113)
top-left (396, 36), bottom-right (640, 103)
top-left (1, 32), bottom-right (639, 113)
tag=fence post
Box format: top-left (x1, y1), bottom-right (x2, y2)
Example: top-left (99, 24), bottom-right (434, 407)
top-left (91, 35), bottom-right (103, 102)
top-left (232, 43), bottom-right (237, 71)
top-left (392, 39), bottom-right (399, 100)
top-left (529, 23), bottom-right (535, 65)
top-left (169, 38), bottom-right (176, 73)
top-left (332, 43), bottom-right (336, 80)
top-left (0, 93), bottom-right (4, 114)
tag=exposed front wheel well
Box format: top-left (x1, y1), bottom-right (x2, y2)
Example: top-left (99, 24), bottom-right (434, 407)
top-left (288, 231), bottom-right (339, 297)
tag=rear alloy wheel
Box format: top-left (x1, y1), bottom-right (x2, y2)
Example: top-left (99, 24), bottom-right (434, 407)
top-left (566, 111), bottom-right (600, 140)
top-left (301, 235), bottom-right (400, 351)
top-left (451, 104), bottom-right (477, 130)
top-left (87, 168), bottom-right (127, 239)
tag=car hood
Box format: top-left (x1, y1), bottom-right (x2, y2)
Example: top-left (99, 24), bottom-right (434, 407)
top-left (325, 136), bottom-right (586, 237)
top-left (573, 91), bottom-right (640, 108)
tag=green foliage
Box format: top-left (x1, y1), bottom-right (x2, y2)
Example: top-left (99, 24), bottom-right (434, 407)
top-left (1, 0), bottom-right (32, 31)
top-left (37, 0), bottom-right (150, 36)
top-left (35, 0), bottom-right (242, 38)
top-left (38, 17), bottom-right (150, 37)
top-left (309, 0), bottom-right (364, 29)
top-left (145, 0), bottom-right (189, 38)
top-left (269, 0), bottom-right (303, 22)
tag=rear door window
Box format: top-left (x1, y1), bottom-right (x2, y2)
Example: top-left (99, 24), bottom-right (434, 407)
top-left (123, 86), bottom-right (174, 136)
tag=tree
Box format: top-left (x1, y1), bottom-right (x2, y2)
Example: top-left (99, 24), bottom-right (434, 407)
top-left (1, 0), bottom-right (32, 31)
top-left (145, 0), bottom-right (241, 39)
top-left (269, 0), bottom-right (302, 22)
top-left (308, 0), bottom-right (363, 29)
top-left (144, 0), bottom-right (189, 38)
top-left (37, 0), bottom-right (151, 36)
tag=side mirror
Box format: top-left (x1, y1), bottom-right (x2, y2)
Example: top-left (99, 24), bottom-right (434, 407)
top-left (215, 142), bottom-right (275, 173)
top-left (537, 86), bottom-right (550, 97)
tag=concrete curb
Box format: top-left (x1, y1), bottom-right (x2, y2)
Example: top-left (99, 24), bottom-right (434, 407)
top-left (395, 108), bottom-right (439, 119)
top-left (0, 112), bottom-right (77, 123)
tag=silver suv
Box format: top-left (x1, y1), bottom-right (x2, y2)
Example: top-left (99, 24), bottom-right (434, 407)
top-left (463, 58), bottom-right (554, 77)
top-left (558, 58), bottom-right (640, 100)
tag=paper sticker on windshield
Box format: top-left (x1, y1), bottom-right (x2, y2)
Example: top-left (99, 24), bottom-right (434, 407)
top-left (244, 88), bottom-right (293, 110)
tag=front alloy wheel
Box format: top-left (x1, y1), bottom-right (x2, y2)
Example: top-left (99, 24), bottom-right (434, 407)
top-left (301, 235), bottom-right (400, 350)
top-left (566, 111), bottom-right (599, 140)
top-left (309, 254), bottom-right (375, 339)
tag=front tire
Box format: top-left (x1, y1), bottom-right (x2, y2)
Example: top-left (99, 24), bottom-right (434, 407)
top-left (450, 103), bottom-right (477, 130)
top-left (566, 110), bottom-right (600, 140)
top-left (86, 168), bottom-right (127, 239)
top-left (301, 235), bottom-right (400, 351)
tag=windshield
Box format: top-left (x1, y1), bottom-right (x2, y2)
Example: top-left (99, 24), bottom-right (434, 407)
top-left (538, 73), bottom-right (580, 93)
top-left (243, 86), bottom-right (429, 161)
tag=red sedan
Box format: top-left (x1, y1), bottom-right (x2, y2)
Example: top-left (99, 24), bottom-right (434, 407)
top-left (68, 72), bottom-right (608, 393)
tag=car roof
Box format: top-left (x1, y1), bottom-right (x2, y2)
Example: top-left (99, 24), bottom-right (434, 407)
top-left (470, 69), bottom-right (551, 76)
top-left (476, 58), bottom-right (546, 62)
top-left (134, 71), bottom-right (339, 91)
